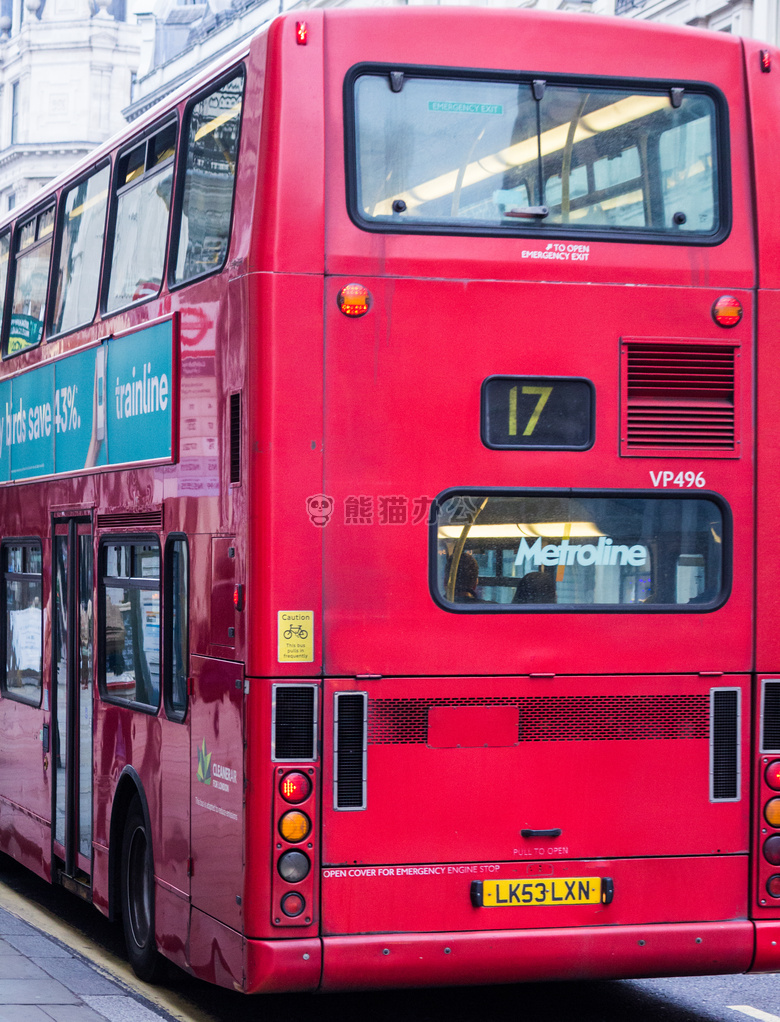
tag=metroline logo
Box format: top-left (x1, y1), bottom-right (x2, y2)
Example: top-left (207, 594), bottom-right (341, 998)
top-left (515, 536), bottom-right (648, 568)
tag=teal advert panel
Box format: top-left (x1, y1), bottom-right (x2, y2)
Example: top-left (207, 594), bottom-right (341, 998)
top-left (0, 379), bottom-right (11, 483)
top-left (55, 346), bottom-right (108, 473)
top-left (107, 321), bottom-right (173, 466)
top-left (9, 363), bottom-right (55, 480)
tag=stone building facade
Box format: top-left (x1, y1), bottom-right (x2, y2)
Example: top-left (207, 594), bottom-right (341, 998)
top-left (0, 0), bottom-right (140, 213)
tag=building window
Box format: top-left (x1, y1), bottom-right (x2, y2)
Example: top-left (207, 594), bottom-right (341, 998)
top-left (10, 81), bottom-right (19, 145)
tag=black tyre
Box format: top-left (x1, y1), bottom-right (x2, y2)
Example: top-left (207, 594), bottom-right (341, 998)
top-left (120, 795), bottom-right (163, 982)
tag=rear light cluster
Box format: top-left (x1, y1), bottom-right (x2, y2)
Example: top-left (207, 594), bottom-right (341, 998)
top-left (760, 759), bottom-right (780, 902)
top-left (272, 767), bottom-right (317, 926)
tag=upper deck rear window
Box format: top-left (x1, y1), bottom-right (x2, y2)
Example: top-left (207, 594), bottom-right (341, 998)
top-left (349, 69), bottom-right (724, 241)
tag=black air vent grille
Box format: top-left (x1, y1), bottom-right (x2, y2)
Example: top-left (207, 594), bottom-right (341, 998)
top-left (273, 685), bottom-right (317, 761)
top-left (97, 510), bottom-right (163, 530)
top-left (334, 692), bottom-right (367, 810)
top-left (710, 688), bottom-right (740, 801)
top-left (368, 694), bottom-right (709, 745)
top-left (623, 343), bottom-right (736, 453)
top-left (230, 393), bottom-right (241, 484)
top-left (762, 681), bottom-right (780, 753)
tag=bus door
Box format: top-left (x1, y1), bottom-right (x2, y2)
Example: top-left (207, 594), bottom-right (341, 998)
top-left (52, 516), bottom-right (94, 888)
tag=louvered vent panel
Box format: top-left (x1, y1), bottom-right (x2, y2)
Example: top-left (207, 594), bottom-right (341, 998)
top-left (368, 694), bottom-right (709, 744)
top-left (710, 688), bottom-right (740, 801)
top-left (762, 681), bottom-right (780, 753)
top-left (334, 692), bottom-right (367, 810)
top-left (230, 393), bottom-right (241, 484)
top-left (624, 343), bottom-right (736, 452)
top-left (96, 510), bottom-right (163, 530)
top-left (273, 685), bottom-right (317, 761)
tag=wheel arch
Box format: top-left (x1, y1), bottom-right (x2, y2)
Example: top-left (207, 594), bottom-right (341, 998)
top-left (108, 766), bottom-right (153, 922)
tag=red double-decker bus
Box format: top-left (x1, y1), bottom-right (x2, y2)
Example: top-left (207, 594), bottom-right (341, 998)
top-left (1, 4), bottom-right (780, 993)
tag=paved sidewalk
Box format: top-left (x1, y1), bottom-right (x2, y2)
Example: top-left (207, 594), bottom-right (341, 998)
top-left (0, 904), bottom-right (177, 1022)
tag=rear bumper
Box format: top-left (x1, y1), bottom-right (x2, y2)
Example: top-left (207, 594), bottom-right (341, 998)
top-left (318, 921), bottom-right (754, 991)
top-left (243, 920), bottom-right (780, 992)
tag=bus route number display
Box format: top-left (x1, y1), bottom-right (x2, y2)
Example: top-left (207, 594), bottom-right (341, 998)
top-left (481, 375), bottom-right (595, 451)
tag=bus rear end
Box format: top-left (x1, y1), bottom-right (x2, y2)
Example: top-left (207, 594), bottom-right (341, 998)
top-left (247, 8), bottom-right (774, 991)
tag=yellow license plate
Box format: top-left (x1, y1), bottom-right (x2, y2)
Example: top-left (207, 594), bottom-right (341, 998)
top-left (482, 877), bottom-right (605, 907)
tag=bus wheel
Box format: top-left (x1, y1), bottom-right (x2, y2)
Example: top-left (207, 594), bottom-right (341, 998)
top-left (121, 796), bottom-right (162, 982)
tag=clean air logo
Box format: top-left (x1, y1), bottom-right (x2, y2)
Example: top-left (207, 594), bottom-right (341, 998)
top-left (515, 536), bottom-right (647, 568)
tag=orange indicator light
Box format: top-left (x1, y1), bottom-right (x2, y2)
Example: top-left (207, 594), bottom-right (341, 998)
top-left (766, 799), bottom-right (780, 828)
top-left (296, 21), bottom-right (307, 44)
top-left (279, 810), bottom-right (311, 843)
top-left (337, 283), bottom-right (371, 318)
top-left (280, 771), bottom-right (311, 804)
top-left (712, 295), bottom-right (742, 328)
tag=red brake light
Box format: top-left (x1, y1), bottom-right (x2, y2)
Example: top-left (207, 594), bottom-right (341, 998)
top-left (296, 21), bottom-right (307, 44)
top-left (712, 295), bottom-right (742, 328)
top-left (767, 761), bottom-right (780, 790)
top-left (337, 284), bottom-right (371, 318)
top-left (761, 49), bottom-right (772, 72)
top-left (280, 771), bottom-right (312, 804)
top-left (233, 584), bottom-right (244, 611)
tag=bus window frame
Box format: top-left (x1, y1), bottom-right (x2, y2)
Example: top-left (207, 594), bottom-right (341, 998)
top-left (429, 486), bottom-right (733, 614)
top-left (98, 533), bottom-right (162, 715)
top-left (343, 63), bottom-right (732, 247)
top-left (47, 158), bottom-right (112, 343)
top-left (3, 201), bottom-right (57, 359)
top-left (168, 63), bottom-right (246, 293)
top-left (1, 537), bottom-right (43, 707)
top-left (101, 114), bottom-right (179, 319)
top-left (163, 532), bottom-right (189, 723)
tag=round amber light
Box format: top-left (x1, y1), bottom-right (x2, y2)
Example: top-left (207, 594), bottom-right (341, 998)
top-left (766, 761), bottom-right (780, 791)
top-left (337, 284), bottom-right (371, 318)
top-left (712, 295), bottom-right (742, 328)
top-left (279, 810), bottom-right (311, 843)
top-left (280, 771), bottom-right (311, 804)
top-left (766, 799), bottom-right (780, 828)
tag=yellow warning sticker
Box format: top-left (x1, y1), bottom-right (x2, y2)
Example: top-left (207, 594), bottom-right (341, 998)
top-left (277, 611), bottom-right (314, 663)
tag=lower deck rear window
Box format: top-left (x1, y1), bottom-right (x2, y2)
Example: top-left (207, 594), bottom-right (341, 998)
top-left (432, 490), bottom-right (728, 611)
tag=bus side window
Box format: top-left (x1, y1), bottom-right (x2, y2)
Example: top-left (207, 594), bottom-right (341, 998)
top-left (6, 207), bottom-right (54, 356)
top-left (105, 120), bottom-right (177, 314)
top-left (164, 535), bottom-right (189, 720)
top-left (99, 538), bottom-right (161, 711)
top-left (50, 164), bottom-right (110, 338)
top-left (0, 232), bottom-right (11, 351)
top-left (172, 69), bottom-right (244, 287)
top-left (2, 540), bottom-right (43, 705)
